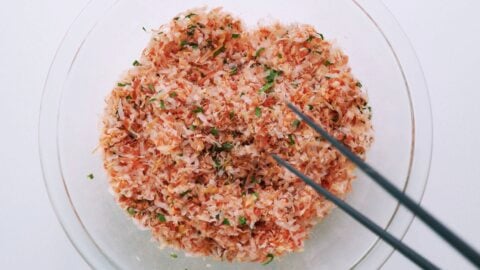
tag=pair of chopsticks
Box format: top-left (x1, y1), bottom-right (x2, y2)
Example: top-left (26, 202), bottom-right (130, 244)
top-left (272, 103), bottom-right (480, 269)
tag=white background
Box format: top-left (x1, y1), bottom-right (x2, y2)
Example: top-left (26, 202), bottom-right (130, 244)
top-left (1, 0), bottom-right (479, 269)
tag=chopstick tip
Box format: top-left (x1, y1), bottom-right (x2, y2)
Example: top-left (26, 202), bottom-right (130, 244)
top-left (270, 153), bottom-right (281, 163)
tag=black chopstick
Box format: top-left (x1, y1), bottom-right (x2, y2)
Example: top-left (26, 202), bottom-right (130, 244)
top-left (272, 154), bottom-right (439, 270)
top-left (285, 102), bottom-right (480, 268)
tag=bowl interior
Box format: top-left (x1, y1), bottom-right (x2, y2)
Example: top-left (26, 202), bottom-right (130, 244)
top-left (56, 0), bottom-right (414, 269)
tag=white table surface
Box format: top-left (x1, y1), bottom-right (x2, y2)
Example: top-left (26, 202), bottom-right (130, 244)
top-left (1, 0), bottom-right (479, 269)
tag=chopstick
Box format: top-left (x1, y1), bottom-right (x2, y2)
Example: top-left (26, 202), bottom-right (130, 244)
top-left (276, 102), bottom-right (480, 268)
top-left (272, 154), bottom-right (438, 270)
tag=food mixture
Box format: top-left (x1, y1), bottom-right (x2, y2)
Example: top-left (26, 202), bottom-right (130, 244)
top-left (100, 8), bottom-right (373, 263)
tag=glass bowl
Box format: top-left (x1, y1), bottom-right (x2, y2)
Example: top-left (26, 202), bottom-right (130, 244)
top-left (39, 0), bottom-right (432, 269)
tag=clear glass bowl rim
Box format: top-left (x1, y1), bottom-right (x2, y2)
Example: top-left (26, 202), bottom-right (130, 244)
top-left (38, 0), bottom-right (433, 269)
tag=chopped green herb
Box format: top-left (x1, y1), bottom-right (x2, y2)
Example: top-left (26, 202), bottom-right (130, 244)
top-left (356, 82), bottom-right (363, 88)
top-left (125, 95), bottom-right (132, 101)
top-left (308, 104), bottom-right (314, 110)
top-left (159, 100), bottom-right (165, 109)
top-left (229, 111), bottom-right (235, 119)
top-left (189, 125), bottom-right (197, 130)
top-left (238, 216), bottom-right (247, 226)
top-left (132, 60), bottom-right (141, 66)
top-left (265, 69), bottom-right (280, 83)
top-left (259, 69), bottom-right (281, 93)
top-left (87, 173), bottom-right (94, 180)
top-left (210, 127), bottom-right (219, 136)
top-left (213, 158), bottom-right (222, 170)
top-left (117, 82), bottom-right (131, 87)
top-left (180, 40), bottom-right (198, 49)
top-left (192, 106), bottom-right (204, 113)
top-left (314, 50), bottom-right (322, 55)
top-left (316, 32), bottom-right (324, 40)
top-left (187, 25), bottom-right (196, 36)
top-left (288, 134), bottom-right (295, 145)
top-left (142, 26), bottom-right (146, 32)
top-left (253, 191), bottom-right (259, 199)
top-left (170, 253), bottom-right (178, 258)
top-left (127, 207), bottom-right (136, 215)
top-left (263, 254), bottom-right (274, 265)
top-left (230, 66), bottom-right (238, 75)
top-left (324, 60), bottom-right (333, 66)
top-left (197, 22), bottom-right (205, 28)
top-left (156, 213), bottom-right (166, 222)
top-left (240, 92), bottom-right (245, 97)
top-left (255, 47), bottom-right (265, 58)
top-left (169, 91), bottom-right (177, 97)
top-left (250, 176), bottom-right (257, 184)
top-left (231, 33), bottom-right (240, 39)
top-left (292, 119), bottom-right (301, 128)
top-left (291, 82), bottom-right (299, 88)
top-left (173, 16), bottom-right (179, 20)
top-left (148, 84), bottom-right (155, 91)
top-left (221, 142), bottom-right (234, 151)
top-left (180, 190), bottom-right (191, 197)
top-left (222, 218), bottom-right (231, 226)
top-left (259, 81), bottom-right (274, 93)
top-left (255, 107), bottom-right (262, 117)
top-left (148, 98), bottom-right (157, 103)
top-left (185, 13), bottom-right (196, 19)
top-left (213, 46), bottom-right (226, 57)
top-left (325, 76), bottom-right (331, 79)
top-left (306, 35), bottom-right (314, 42)
top-left (277, 53), bottom-right (283, 58)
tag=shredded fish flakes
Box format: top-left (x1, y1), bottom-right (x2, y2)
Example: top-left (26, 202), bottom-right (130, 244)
top-left (100, 7), bottom-right (373, 263)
